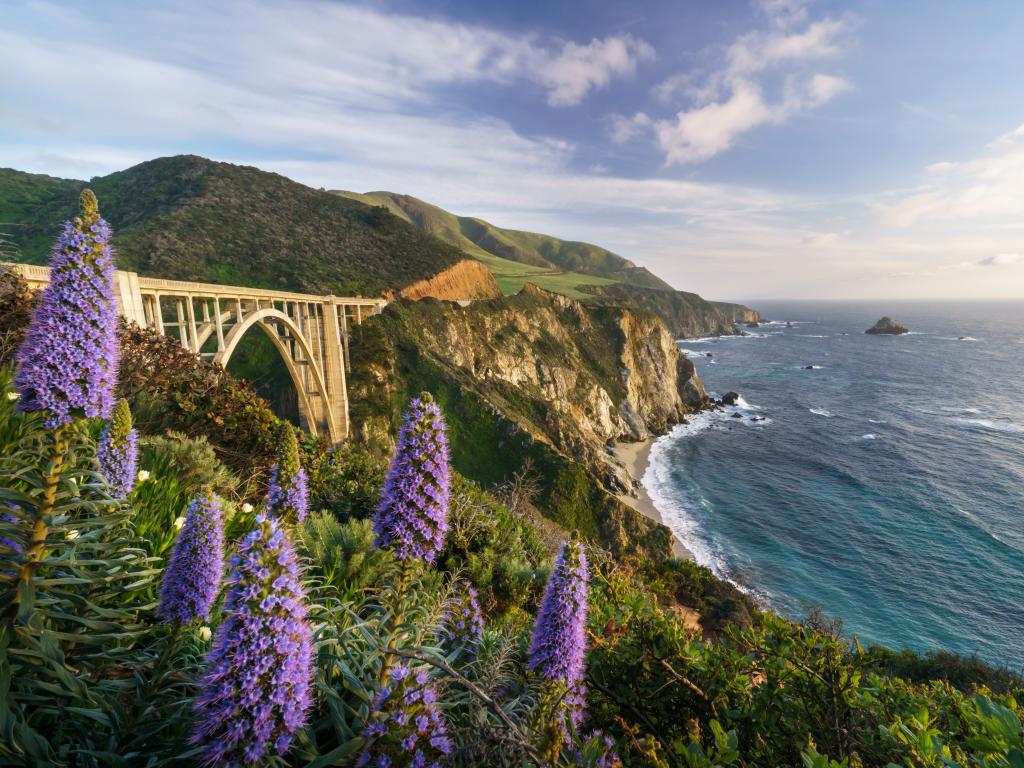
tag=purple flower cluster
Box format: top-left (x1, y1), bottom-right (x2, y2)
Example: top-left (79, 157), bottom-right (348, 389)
top-left (374, 394), bottom-right (451, 564)
top-left (265, 463), bottom-right (309, 524)
top-left (440, 580), bottom-right (484, 658)
top-left (528, 536), bottom-right (590, 728)
top-left (159, 494), bottom-right (225, 624)
top-left (15, 191), bottom-right (119, 427)
top-left (356, 663), bottom-right (452, 768)
top-left (192, 512), bottom-right (313, 766)
top-left (97, 399), bottom-right (138, 498)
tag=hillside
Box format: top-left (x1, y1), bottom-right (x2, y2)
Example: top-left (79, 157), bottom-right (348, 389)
top-left (336, 190), bottom-right (673, 297)
top-left (0, 156), bottom-right (498, 299)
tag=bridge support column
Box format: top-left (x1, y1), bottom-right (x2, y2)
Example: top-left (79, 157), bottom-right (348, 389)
top-left (322, 298), bottom-right (350, 440)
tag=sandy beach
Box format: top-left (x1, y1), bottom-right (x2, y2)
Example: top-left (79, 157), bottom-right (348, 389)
top-left (612, 438), bottom-right (693, 560)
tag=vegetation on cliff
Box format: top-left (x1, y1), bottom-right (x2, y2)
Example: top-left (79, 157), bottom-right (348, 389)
top-left (2, 194), bottom-right (1022, 767)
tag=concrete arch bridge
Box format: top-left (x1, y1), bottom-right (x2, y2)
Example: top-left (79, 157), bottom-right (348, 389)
top-left (3, 262), bottom-right (385, 443)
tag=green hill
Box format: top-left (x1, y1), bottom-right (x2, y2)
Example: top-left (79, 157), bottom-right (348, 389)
top-left (0, 156), bottom-right (472, 296)
top-left (336, 190), bottom-right (674, 298)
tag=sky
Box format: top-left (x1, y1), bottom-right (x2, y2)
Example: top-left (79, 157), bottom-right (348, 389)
top-left (2, 0), bottom-right (1023, 300)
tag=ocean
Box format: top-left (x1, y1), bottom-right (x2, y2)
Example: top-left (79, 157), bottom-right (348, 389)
top-left (645, 300), bottom-right (1024, 670)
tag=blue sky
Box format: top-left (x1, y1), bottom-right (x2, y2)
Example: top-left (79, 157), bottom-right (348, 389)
top-left (3, 0), bottom-right (1023, 299)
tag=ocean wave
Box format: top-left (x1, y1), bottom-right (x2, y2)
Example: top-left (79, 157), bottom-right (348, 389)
top-left (643, 423), bottom-right (740, 583)
top-left (641, 399), bottom-right (772, 584)
top-left (799, 365), bottom-right (825, 370)
top-left (868, 418), bottom-right (888, 424)
top-left (951, 417), bottom-right (1024, 434)
top-left (809, 408), bottom-right (831, 417)
top-left (941, 406), bottom-right (982, 414)
top-left (860, 433), bottom-right (878, 440)
top-left (797, 334), bottom-right (829, 338)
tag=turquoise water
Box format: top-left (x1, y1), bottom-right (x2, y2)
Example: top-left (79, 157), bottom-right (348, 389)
top-left (646, 301), bottom-right (1024, 669)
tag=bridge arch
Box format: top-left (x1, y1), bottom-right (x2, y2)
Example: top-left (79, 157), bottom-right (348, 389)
top-left (2, 261), bottom-right (388, 445)
top-left (214, 308), bottom-right (339, 442)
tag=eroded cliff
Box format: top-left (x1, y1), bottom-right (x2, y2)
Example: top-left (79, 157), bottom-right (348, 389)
top-left (398, 258), bottom-right (502, 302)
top-left (347, 284), bottom-right (708, 559)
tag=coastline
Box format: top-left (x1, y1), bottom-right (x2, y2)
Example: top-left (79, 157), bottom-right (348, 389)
top-left (613, 437), bottom-right (694, 560)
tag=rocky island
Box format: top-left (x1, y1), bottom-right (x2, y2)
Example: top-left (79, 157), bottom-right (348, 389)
top-left (865, 316), bottom-right (909, 335)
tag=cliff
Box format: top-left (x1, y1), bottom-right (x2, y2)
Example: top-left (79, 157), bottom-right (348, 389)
top-left (713, 301), bottom-right (763, 325)
top-left (398, 259), bottom-right (502, 301)
top-left (582, 284), bottom-right (743, 338)
top-left (347, 284), bottom-right (708, 559)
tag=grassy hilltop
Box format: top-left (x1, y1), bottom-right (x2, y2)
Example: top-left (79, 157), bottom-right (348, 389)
top-left (336, 189), bottom-right (674, 298)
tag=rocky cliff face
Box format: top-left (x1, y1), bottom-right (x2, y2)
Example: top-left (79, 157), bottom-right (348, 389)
top-left (396, 284), bottom-right (705, 460)
top-left (347, 283), bottom-right (708, 560)
top-left (583, 284), bottom-right (743, 338)
top-left (398, 259), bottom-right (502, 301)
top-left (713, 301), bottom-right (763, 325)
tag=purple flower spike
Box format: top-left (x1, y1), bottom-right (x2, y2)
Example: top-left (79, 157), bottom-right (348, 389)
top-left (528, 535), bottom-right (589, 728)
top-left (374, 393), bottom-right (451, 564)
top-left (441, 580), bottom-right (484, 658)
top-left (159, 494), bottom-right (225, 624)
top-left (266, 425), bottom-right (308, 523)
top-left (15, 190), bottom-right (119, 427)
top-left (192, 512), bottom-right (313, 766)
top-left (356, 663), bottom-right (452, 768)
top-left (97, 399), bottom-right (138, 498)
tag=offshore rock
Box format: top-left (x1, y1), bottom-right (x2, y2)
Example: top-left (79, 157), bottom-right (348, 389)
top-left (865, 316), bottom-right (909, 335)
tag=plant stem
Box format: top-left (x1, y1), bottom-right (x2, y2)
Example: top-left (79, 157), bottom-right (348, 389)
top-left (10, 423), bottom-right (71, 616)
top-left (377, 557), bottom-right (414, 688)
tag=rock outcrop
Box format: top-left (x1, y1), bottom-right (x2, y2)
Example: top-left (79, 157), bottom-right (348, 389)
top-left (866, 316), bottom-right (908, 335)
top-left (398, 258), bottom-right (502, 302)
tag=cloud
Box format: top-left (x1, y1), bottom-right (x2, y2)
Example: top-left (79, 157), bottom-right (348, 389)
top-left (1, 1), bottom-right (651, 117)
top-left (607, 112), bottom-right (652, 144)
top-left (879, 122), bottom-right (1024, 227)
top-left (645, 8), bottom-right (851, 165)
top-left (978, 253), bottom-right (1022, 267)
top-left (540, 35), bottom-right (655, 107)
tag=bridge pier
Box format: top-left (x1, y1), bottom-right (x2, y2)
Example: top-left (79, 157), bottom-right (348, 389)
top-left (1, 262), bottom-right (385, 444)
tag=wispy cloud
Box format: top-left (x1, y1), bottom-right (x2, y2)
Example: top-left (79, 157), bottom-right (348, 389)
top-left (879, 122), bottom-right (1024, 227)
top-left (618, 2), bottom-right (852, 165)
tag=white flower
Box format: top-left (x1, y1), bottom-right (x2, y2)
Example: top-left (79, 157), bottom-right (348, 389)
top-left (66, 529), bottom-right (80, 540)
top-left (6, 391), bottom-right (19, 401)
top-left (198, 626), bottom-right (212, 642)
top-left (173, 516), bottom-right (186, 530)
top-left (241, 502), bottom-right (254, 513)
top-left (137, 470), bottom-right (151, 482)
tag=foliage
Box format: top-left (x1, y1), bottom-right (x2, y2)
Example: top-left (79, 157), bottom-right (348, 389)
top-left (119, 321), bottom-right (282, 469)
top-left (0, 391), bottom-right (160, 763)
top-left (0, 157), bottom-right (469, 296)
top-left (309, 441), bottom-right (387, 521)
top-left (300, 513), bottom-right (394, 596)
